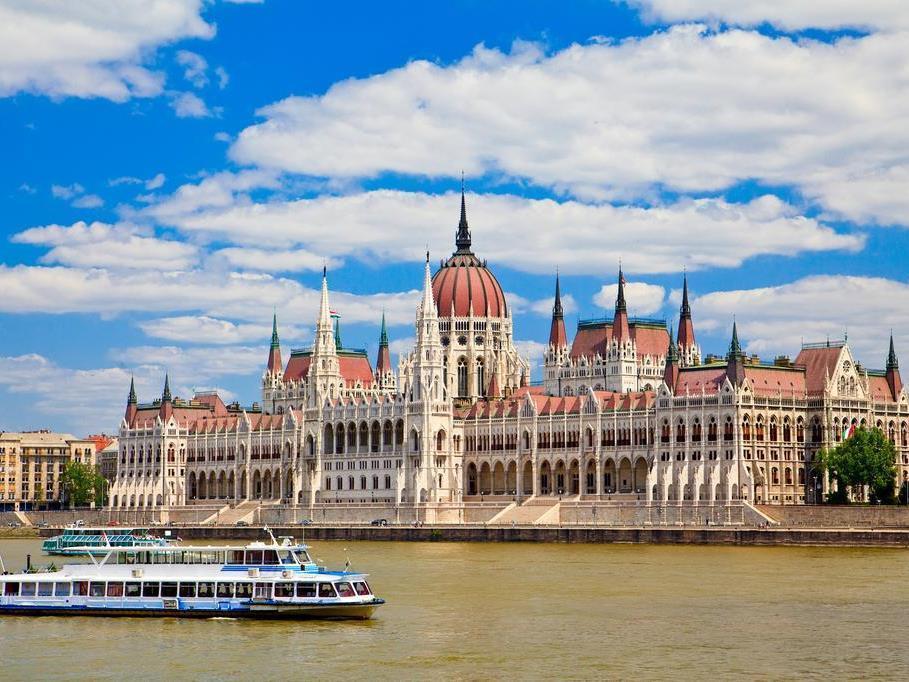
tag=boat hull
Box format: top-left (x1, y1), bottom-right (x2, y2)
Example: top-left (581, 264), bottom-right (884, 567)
top-left (0, 599), bottom-right (384, 620)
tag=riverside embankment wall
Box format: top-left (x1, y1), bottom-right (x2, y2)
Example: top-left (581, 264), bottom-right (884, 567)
top-left (32, 524), bottom-right (909, 548)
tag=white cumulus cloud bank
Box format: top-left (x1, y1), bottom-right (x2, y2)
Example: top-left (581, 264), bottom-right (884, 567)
top-left (230, 28), bottom-right (909, 226)
top-left (627, 0), bottom-right (909, 32)
top-left (151, 187), bottom-right (861, 275)
top-left (0, 0), bottom-right (214, 101)
top-left (692, 275), bottom-right (909, 363)
top-left (594, 281), bottom-right (666, 316)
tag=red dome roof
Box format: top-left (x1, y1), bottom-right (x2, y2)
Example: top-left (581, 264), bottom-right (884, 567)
top-left (432, 253), bottom-right (508, 318)
top-left (432, 188), bottom-right (508, 318)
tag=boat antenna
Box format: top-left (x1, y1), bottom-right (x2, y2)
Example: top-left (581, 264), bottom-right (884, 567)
top-left (264, 525), bottom-right (277, 545)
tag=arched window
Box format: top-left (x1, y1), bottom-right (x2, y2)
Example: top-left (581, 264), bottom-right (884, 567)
top-left (476, 357), bottom-right (485, 397)
top-left (457, 357), bottom-right (468, 397)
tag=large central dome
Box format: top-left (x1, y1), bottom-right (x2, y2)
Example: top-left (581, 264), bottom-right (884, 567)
top-left (431, 192), bottom-right (508, 319)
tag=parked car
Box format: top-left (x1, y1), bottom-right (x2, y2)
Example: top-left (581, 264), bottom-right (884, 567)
top-left (34, 521), bottom-right (49, 528)
top-left (370, 518), bottom-right (388, 527)
top-left (298, 519), bottom-right (313, 526)
top-left (235, 520), bottom-right (249, 527)
top-left (6, 521), bottom-right (21, 528)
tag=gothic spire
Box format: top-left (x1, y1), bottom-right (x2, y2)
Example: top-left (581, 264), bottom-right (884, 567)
top-left (728, 321), bottom-right (743, 359)
top-left (726, 320), bottom-right (746, 385)
top-left (888, 332), bottom-right (899, 370)
top-left (271, 312), bottom-right (280, 348)
top-left (615, 265), bottom-right (627, 314)
top-left (553, 272), bottom-right (564, 319)
top-left (548, 272), bottom-right (568, 348)
top-left (680, 271), bottom-right (691, 319)
top-left (333, 314), bottom-right (342, 350)
top-left (128, 376), bottom-right (137, 405)
top-left (455, 178), bottom-right (472, 254)
top-left (376, 312), bottom-right (392, 376)
top-left (380, 311), bottom-right (389, 348)
top-left (162, 373), bottom-right (172, 402)
top-left (663, 324), bottom-right (679, 390)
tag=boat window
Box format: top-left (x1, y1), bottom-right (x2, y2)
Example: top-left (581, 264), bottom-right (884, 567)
top-left (216, 583), bottom-right (235, 598)
top-left (198, 582), bottom-right (215, 598)
top-left (263, 550), bottom-right (279, 565)
top-left (38, 582), bottom-right (54, 597)
top-left (20, 582), bottom-right (37, 597)
top-left (142, 582), bottom-right (160, 597)
top-left (318, 583), bottom-right (337, 598)
top-left (274, 582), bottom-right (294, 598)
top-left (227, 550), bottom-right (245, 565)
top-left (161, 582), bottom-right (178, 598)
top-left (300, 552), bottom-right (312, 564)
top-left (354, 582), bottom-right (370, 596)
top-left (336, 582), bottom-right (355, 598)
top-left (107, 583), bottom-right (124, 597)
top-left (55, 583), bottom-right (72, 597)
top-left (246, 550), bottom-right (263, 565)
top-left (179, 582), bottom-right (197, 598)
top-left (89, 582), bottom-right (105, 597)
top-left (4, 582), bottom-right (19, 596)
top-left (74, 581), bottom-right (88, 596)
top-left (125, 583), bottom-right (141, 598)
top-left (278, 551), bottom-right (295, 565)
top-left (297, 582), bottom-right (317, 598)
top-left (254, 582), bottom-right (271, 599)
top-left (235, 582), bottom-right (253, 598)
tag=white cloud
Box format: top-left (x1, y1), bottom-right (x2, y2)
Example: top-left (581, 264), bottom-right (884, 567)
top-left (138, 315), bottom-right (308, 345)
top-left (215, 66), bottom-right (229, 89)
top-left (594, 281), bottom-right (666, 315)
top-left (692, 275), bottom-right (909, 363)
top-left (212, 247), bottom-right (339, 273)
top-left (0, 263), bottom-right (421, 327)
top-left (145, 173), bottom-right (166, 190)
top-left (12, 221), bottom-right (198, 270)
top-left (170, 91), bottom-right (211, 118)
top-left (214, 131), bottom-right (231, 142)
top-left (150, 187), bottom-right (861, 275)
top-left (627, 0), bottom-right (909, 32)
top-left (0, 0), bottom-right (213, 101)
top-left (71, 194), bottom-right (104, 209)
top-left (509, 292), bottom-right (578, 317)
top-left (230, 29), bottom-right (909, 226)
top-left (176, 49), bottom-right (208, 88)
top-left (388, 337), bottom-right (414, 359)
top-left (514, 339), bottom-right (548, 375)
top-left (18, 183), bottom-right (36, 194)
top-left (115, 345), bottom-right (265, 382)
top-left (51, 183), bottom-right (84, 200)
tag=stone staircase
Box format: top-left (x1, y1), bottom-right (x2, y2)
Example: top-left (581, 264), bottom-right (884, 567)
top-left (488, 497), bottom-right (561, 525)
top-left (208, 501), bottom-right (260, 526)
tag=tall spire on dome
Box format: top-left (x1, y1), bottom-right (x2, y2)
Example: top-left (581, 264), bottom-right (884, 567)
top-left (548, 272), bottom-right (568, 348)
top-left (455, 175), bottom-right (472, 254)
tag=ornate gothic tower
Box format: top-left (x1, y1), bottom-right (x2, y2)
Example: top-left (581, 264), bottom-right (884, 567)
top-left (607, 267), bottom-right (638, 393)
top-left (544, 273), bottom-right (570, 394)
top-left (124, 376), bottom-right (137, 426)
top-left (726, 321), bottom-right (746, 386)
top-left (309, 267), bottom-right (342, 401)
top-left (886, 333), bottom-right (903, 399)
top-left (262, 313), bottom-right (284, 412)
top-left (374, 312), bottom-right (396, 391)
top-left (677, 273), bottom-right (701, 367)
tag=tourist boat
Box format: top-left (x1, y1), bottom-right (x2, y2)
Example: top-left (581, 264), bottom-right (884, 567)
top-left (0, 532), bottom-right (383, 620)
top-left (41, 526), bottom-right (173, 556)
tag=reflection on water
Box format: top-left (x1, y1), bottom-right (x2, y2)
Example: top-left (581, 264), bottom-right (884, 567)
top-left (1, 538), bottom-right (908, 679)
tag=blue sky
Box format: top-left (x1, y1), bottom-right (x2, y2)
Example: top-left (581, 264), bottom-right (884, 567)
top-left (2, 0), bottom-right (909, 433)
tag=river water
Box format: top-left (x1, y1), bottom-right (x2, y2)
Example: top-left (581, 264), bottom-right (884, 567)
top-left (1, 538), bottom-right (908, 680)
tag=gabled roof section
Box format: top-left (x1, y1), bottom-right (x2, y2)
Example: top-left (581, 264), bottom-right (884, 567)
top-left (570, 317), bottom-right (669, 360)
top-left (794, 343), bottom-right (844, 395)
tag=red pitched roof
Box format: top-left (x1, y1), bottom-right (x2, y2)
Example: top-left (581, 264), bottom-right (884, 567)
top-left (674, 365), bottom-right (728, 395)
top-left (743, 366), bottom-right (806, 397)
top-left (794, 345), bottom-right (842, 395)
top-left (570, 322), bottom-right (669, 360)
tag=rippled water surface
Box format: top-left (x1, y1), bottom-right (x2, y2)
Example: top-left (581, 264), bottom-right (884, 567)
top-left (1, 537), bottom-right (908, 680)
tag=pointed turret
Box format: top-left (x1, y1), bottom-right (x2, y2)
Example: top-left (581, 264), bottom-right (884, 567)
top-left (419, 251), bottom-right (438, 324)
top-left (455, 181), bottom-right (472, 254)
top-left (333, 314), bottom-right (342, 350)
top-left (612, 266), bottom-right (630, 342)
top-left (310, 267), bottom-right (341, 396)
top-left (663, 326), bottom-right (679, 392)
top-left (726, 321), bottom-right (746, 385)
top-left (548, 273), bottom-right (568, 348)
top-left (124, 376), bottom-right (138, 425)
top-left (266, 312), bottom-right (282, 374)
top-left (677, 272), bottom-right (698, 365)
top-left (160, 373), bottom-right (173, 421)
top-left (886, 332), bottom-right (902, 399)
top-left (376, 312), bottom-right (392, 376)
top-left (486, 370), bottom-right (500, 399)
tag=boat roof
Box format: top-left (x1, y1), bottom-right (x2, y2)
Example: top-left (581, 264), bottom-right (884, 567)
top-left (60, 541), bottom-right (311, 553)
top-left (60, 527), bottom-right (150, 532)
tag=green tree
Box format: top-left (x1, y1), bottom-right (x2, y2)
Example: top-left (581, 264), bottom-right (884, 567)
top-left (61, 461), bottom-right (105, 507)
top-left (817, 427), bottom-right (897, 504)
